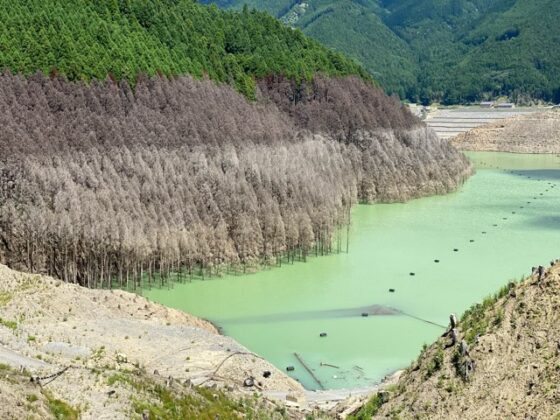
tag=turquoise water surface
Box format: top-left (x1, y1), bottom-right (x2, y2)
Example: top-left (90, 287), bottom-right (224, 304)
top-left (146, 152), bottom-right (560, 390)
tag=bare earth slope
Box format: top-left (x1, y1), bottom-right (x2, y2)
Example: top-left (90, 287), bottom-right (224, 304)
top-left (0, 264), bottom-right (304, 419)
top-left (452, 110), bottom-right (560, 153)
top-left (360, 262), bottom-right (560, 419)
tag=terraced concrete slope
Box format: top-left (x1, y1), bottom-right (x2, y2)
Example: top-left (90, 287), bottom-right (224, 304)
top-left (353, 262), bottom-right (560, 419)
top-left (426, 107), bottom-right (541, 140)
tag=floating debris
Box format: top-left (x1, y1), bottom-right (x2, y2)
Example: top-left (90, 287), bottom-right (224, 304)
top-left (319, 332), bottom-right (327, 338)
top-left (389, 288), bottom-right (396, 293)
top-left (453, 248), bottom-right (459, 252)
top-left (434, 259), bottom-right (440, 263)
top-left (294, 353), bottom-right (324, 390)
top-left (361, 312), bottom-right (369, 317)
top-left (286, 366), bottom-right (295, 372)
top-left (320, 362), bottom-right (340, 369)
top-left (482, 231), bottom-right (487, 234)
top-left (469, 240), bottom-right (474, 243)
top-left (409, 272), bottom-right (415, 276)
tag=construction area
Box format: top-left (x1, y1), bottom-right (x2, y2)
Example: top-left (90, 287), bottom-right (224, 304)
top-left (425, 107), bottom-right (542, 140)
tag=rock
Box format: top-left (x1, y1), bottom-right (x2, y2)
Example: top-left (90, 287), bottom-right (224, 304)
top-left (286, 394), bottom-right (305, 404)
top-left (116, 353), bottom-right (128, 363)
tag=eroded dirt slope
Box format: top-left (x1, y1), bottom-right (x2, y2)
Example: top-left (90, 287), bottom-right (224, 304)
top-left (358, 262), bottom-right (560, 419)
top-left (0, 264), bottom-right (304, 419)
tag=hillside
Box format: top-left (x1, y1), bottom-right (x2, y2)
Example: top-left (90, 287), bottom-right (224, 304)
top-left (0, 0), bottom-right (368, 98)
top-left (203, 0), bottom-right (560, 104)
top-left (0, 72), bottom-right (471, 286)
top-left (452, 109), bottom-right (560, 153)
top-left (0, 264), bottom-right (304, 419)
top-left (352, 261), bottom-right (560, 419)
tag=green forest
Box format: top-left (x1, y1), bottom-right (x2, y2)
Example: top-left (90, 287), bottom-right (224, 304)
top-left (203, 0), bottom-right (560, 104)
top-left (0, 0), bottom-right (368, 98)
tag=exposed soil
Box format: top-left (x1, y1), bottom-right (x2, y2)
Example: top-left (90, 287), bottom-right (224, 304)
top-left (0, 264), bottom-right (305, 419)
top-left (359, 261), bottom-right (560, 419)
top-left (452, 110), bottom-right (560, 153)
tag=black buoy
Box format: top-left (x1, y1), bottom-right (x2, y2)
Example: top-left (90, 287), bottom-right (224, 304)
top-left (389, 288), bottom-right (395, 293)
top-left (286, 366), bottom-right (295, 372)
top-left (361, 312), bottom-right (369, 317)
top-left (319, 332), bottom-right (327, 337)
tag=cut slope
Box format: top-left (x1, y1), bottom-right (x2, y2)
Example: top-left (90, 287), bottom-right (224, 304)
top-left (353, 262), bottom-right (560, 419)
top-left (452, 110), bottom-right (560, 153)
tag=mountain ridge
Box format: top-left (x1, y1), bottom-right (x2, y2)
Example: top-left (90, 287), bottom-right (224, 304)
top-left (202, 0), bottom-right (560, 104)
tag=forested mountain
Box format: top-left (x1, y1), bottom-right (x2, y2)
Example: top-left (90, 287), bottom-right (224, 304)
top-left (0, 0), bottom-right (368, 98)
top-left (203, 0), bottom-right (560, 104)
top-left (0, 0), bottom-right (471, 287)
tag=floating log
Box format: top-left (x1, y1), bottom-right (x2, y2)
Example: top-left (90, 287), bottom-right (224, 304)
top-left (294, 353), bottom-right (325, 390)
top-left (320, 362), bottom-right (340, 369)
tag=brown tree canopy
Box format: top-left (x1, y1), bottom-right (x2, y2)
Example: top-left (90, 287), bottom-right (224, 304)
top-left (0, 73), bottom-right (471, 287)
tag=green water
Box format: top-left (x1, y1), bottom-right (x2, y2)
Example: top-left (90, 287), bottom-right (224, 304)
top-left (145, 152), bottom-right (560, 390)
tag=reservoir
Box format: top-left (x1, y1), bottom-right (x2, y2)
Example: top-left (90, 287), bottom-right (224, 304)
top-left (145, 152), bottom-right (560, 390)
